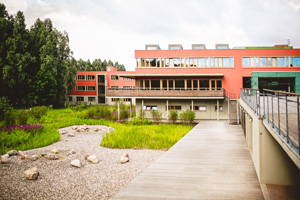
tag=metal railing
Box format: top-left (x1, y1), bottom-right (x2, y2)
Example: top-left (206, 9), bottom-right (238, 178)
top-left (241, 88), bottom-right (300, 156)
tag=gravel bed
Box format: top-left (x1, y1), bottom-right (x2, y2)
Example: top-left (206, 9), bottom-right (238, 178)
top-left (0, 125), bottom-right (164, 200)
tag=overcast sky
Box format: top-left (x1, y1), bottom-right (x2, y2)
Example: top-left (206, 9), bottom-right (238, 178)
top-left (1, 0), bottom-right (300, 71)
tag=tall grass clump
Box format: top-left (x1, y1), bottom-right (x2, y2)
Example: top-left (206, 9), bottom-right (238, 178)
top-left (101, 123), bottom-right (192, 150)
top-left (179, 110), bottom-right (195, 124)
top-left (169, 110), bottom-right (178, 123)
top-left (31, 106), bottom-right (47, 122)
top-left (151, 110), bottom-right (162, 123)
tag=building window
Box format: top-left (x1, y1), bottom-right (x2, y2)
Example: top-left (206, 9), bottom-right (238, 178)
top-left (77, 75), bottom-right (86, 80)
top-left (88, 97), bottom-right (95, 102)
top-left (167, 106), bottom-right (181, 110)
top-left (87, 75), bottom-right (95, 80)
top-left (198, 58), bottom-right (205, 67)
top-left (77, 97), bottom-right (84, 102)
top-left (76, 86), bottom-right (86, 91)
top-left (136, 58), bottom-right (141, 67)
top-left (192, 106), bottom-right (206, 111)
top-left (69, 96), bottom-right (72, 101)
top-left (110, 86), bottom-right (119, 90)
top-left (112, 98), bottom-right (130, 102)
top-left (215, 106), bottom-right (223, 112)
top-left (143, 105), bottom-right (158, 111)
top-left (174, 58), bottom-right (181, 67)
top-left (111, 75), bottom-right (119, 80)
top-left (87, 86), bottom-right (95, 91)
top-left (295, 57), bottom-right (300, 66)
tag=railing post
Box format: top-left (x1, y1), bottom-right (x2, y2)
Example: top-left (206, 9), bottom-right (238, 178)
top-left (286, 94), bottom-right (289, 143)
top-left (258, 90), bottom-right (260, 118)
top-left (236, 93), bottom-right (239, 124)
top-left (263, 90), bottom-right (265, 118)
top-left (267, 92), bottom-right (269, 123)
top-left (278, 92), bottom-right (280, 135)
top-left (255, 90), bottom-right (257, 113)
top-left (272, 93), bottom-right (274, 128)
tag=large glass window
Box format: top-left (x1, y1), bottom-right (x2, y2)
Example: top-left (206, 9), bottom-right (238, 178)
top-left (199, 58), bottom-right (205, 67)
top-left (189, 58), bottom-right (194, 67)
top-left (175, 80), bottom-right (184, 90)
top-left (169, 58), bottom-right (174, 67)
top-left (277, 57), bottom-right (284, 66)
top-left (77, 75), bottom-right (86, 80)
top-left (162, 80), bottom-right (167, 89)
top-left (285, 57), bottom-right (289, 67)
top-left (206, 57), bottom-right (210, 67)
top-left (267, 58), bottom-right (271, 66)
top-left (141, 58), bottom-right (145, 67)
top-left (87, 86), bottom-right (95, 91)
top-left (243, 57), bottom-right (250, 66)
top-left (111, 75), bottom-right (119, 80)
top-left (151, 80), bottom-right (160, 90)
top-left (76, 86), bottom-right (85, 91)
top-left (77, 97), bottom-right (84, 102)
top-left (294, 57), bottom-right (300, 66)
top-left (193, 80), bottom-right (198, 90)
top-left (187, 80), bottom-right (191, 89)
top-left (200, 80), bottom-right (209, 90)
top-left (210, 58), bottom-right (214, 67)
top-left (157, 58), bottom-right (161, 67)
top-left (87, 75), bottom-right (95, 80)
top-left (138, 80), bottom-right (143, 89)
top-left (174, 58), bottom-right (180, 67)
top-left (223, 58), bottom-right (230, 67)
top-left (290, 57), bottom-right (294, 67)
top-left (217, 80), bottom-right (222, 90)
top-left (145, 80), bottom-right (149, 89)
top-left (169, 80), bottom-right (174, 90)
top-left (136, 58), bottom-right (141, 67)
top-left (260, 58), bottom-right (267, 66)
top-left (145, 58), bottom-right (150, 67)
top-left (165, 58), bottom-right (170, 67)
top-left (150, 58), bottom-right (156, 67)
top-left (181, 58), bottom-right (185, 67)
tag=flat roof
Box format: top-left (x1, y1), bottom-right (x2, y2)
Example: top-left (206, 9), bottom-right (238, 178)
top-left (118, 73), bottom-right (224, 78)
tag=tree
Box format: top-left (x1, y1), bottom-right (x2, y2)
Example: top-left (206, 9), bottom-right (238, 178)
top-left (117, 64), bottom-right (126, 71)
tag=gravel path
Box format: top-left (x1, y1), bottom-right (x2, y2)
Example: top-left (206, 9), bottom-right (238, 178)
top-left (0, 125), bottom-right (164, 200)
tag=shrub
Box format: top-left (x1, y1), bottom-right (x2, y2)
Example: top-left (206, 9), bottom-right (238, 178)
top-left (179, 110), bottom-right (195, 124)
top-left (4, 110), bottom-right (17, 127)
top-left (151, 110), bottom-right (162, 123)
top-left (31, 106), bottom-right (47, 121)
top-left (17, 110), bottom-right (30, 125)
top-left (0, 97), bottom-right (13, 121)
top-left (169, 110), bottom-right (178, 123)
top-left (138, 108), bottom-right (145, 119)
top-left (127, 117), bottom-right (154, 125)
top-left (120, 109), bottom-right (129, 121)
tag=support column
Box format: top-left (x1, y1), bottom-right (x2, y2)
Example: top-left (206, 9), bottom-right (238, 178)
top-left (191, 100), bottom-right (194, 111)
top-left (166, 100), bottom-right (169, 121)
top-left (217, 99), bottom-right (219, 121)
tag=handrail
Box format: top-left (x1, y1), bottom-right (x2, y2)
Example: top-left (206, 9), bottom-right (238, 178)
top-left (263, 89), bottom-right (300, 97)
top-left (241, 88), bottom-right (300, 157)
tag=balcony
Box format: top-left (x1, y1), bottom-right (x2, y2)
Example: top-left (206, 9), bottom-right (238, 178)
top-left (106, 87), bottom-right (224, 98)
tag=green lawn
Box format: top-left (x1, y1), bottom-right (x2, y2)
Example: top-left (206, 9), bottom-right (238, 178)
top-left (0, 106), bottom-right (193, 154)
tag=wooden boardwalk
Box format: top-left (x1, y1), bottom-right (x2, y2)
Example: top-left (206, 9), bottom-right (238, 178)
top-left (112, 121), bottom-right (264, 200)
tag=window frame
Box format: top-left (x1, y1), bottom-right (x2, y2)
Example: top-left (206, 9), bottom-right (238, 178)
top-left (111, 75), bottom-right (119, 81)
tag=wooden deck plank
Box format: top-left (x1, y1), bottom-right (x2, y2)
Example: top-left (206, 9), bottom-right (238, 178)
top-left (112, 120), bottom-right (264, 200)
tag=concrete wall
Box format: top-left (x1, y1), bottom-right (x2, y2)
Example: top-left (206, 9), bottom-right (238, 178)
top-left (67, 95), bottom-right (98, 105)
top-left (240, 99), bottom-right (300, 186)
top-left (136, 99), bottom-right (228, 120)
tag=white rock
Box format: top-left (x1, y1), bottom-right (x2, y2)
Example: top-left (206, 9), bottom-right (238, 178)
top-left (120, 156), bottom-right (129, 164)
top-left (87, 155), bottom-right (99, 164)
top-left (21, 155), bottom-right (31, 161)
top-left (51, 149), bottom-right (59, 154)
top-left (84, 153), bottom-right (91, 160)
top-left (2, 154), bottom-right (9, 159)
top-left (44, 153), bottom-right (58, 160)
top-left (1, 156), bottom-right (10, 164)
top-left (7, 150), bottom-right (18, 156)
top-left (17, 151), bottom-right (25, 156)
top-left (122, 153), bottom-right (129, 158)
top-left (24, 167), bottom-right (39, 180)
top-left (67, 133), bottom-right (75, 137)
top-left (72, 126), bottom-right (78, 130)
top-left (71, 159), bottom-right (82, 168)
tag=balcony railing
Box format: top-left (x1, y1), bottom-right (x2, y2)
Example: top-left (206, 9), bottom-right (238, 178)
top-left (106, 87), bottom-right (224, 98)
top-left (241, 88), bottom-right (300, 157)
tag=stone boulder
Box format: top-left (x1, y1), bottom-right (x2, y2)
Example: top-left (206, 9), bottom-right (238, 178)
top-left (51, 149), bottom-right (59, 154)
top-left (7, 150), bottom-right (18, 156)
top-left (1, 154), bottom-right (10, 164)
top-left (87, 155), bottom-right (99, 164)
top-left (84, 153), bottom-right (91, 160)
top-left (71, 159), bottom-right (82, 168)
top-left (17, 151), bottom-right (25, 156)
top-left (120, 153), bottom-right (129, 164)
top-left (44, 153), bottom-right (58, 160)
top-left (31, 155), bottom-right (40, 161)
top-left (21, 155), bottom-right (32, 161)
top-left (24, 167), bottom-right (39, 180)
